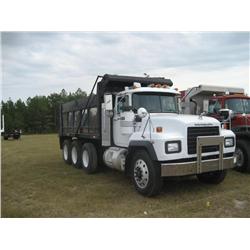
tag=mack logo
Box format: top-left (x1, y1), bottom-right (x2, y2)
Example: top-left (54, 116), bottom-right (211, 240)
top-left (194, 123), bottom-right (214, 126)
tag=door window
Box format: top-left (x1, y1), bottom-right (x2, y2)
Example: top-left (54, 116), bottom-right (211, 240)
top-left (117, 95), bottom-right (129, 114)
top-left (208, 100), bottom-right (221, 114)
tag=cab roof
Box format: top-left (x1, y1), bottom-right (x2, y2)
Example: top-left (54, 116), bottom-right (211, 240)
top-left (211, 94), bottom-right (250, 100)
top-left (97, 74), bottom-right (174, 96)
top-left (118, 86), bottom-right (180, 95)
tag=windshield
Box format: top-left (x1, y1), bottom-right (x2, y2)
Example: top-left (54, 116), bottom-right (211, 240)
top-left (243, 99), bottom-right (250, 113)
top-left (132, 93), bottom-right (178, 113)
top-left (225, 98), bottom-right (250, 114)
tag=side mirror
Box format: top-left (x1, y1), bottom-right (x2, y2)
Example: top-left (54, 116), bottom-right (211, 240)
top-left (203, 100), bottom-right (209, 113)
top-left (228, 109), bottom-right (235, 119)
top-left (219, 109), bottom-right (234, 120)
top-left (104, 94), bottom-right (113, 111)
top-left (137, 107), bottom-right (148, 118)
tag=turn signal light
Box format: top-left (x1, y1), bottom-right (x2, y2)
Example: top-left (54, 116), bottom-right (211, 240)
top-left (223, 123), bottom-right (229, 129)
top-left (156, 127), bottom-right (163, 133)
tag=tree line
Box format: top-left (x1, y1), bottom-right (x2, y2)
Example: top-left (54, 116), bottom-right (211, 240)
top-left (1, 88), bottom-right (87, 134)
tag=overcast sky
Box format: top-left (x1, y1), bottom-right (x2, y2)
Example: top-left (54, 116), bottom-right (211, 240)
top-left (1, 32), bottom-right (249, 101)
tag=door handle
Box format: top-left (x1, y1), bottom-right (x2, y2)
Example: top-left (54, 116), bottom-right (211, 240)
top-left (114, 116), bottom-right (125, 121)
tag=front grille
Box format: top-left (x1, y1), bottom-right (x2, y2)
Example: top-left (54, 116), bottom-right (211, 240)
top-left (187, 126), bottom-right (220, 154)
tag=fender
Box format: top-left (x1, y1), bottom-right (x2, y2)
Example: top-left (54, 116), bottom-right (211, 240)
top-left (125, 140), bottom-right (158, 176)
top-left (127, 140), bottom-right (158, 161)
top-left (233, 130), bottom-right (250, 140)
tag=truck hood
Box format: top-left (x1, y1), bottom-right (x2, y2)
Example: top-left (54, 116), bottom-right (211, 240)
top-left (149, 113), bottom-right (220, 127)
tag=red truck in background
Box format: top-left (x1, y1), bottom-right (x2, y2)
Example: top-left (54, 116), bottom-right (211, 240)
top-left (181, 85), bottom-right (250, 172)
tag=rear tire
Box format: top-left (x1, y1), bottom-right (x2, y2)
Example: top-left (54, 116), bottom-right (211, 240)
top-left (131, 150), bottom-right (162, 197)
top-left (62, 140), bottom-right (72, 165)
top-left (4, 135), bottom-right (8, 140)
top-left (81, 143), bottom-right (98, 174)
top-left (197, 170), bottom-right (227, 184)
top-left (71, 140), bottom-right (82, 169)
top-left (13, 134), bottom-right (20, 139)
top-left (235, 139), bottom-right (250, 172)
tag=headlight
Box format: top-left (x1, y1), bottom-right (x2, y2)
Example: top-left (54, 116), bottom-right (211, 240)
top-left (224, 137), bottom-right (234, 147)
top-left (165, 141), bottom-right (181, 153)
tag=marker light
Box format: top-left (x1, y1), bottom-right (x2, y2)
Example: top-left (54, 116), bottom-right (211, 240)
top-left (223, 123), bottom-right (229, 129)
top-left (156, 127), bottom-right (163, 133)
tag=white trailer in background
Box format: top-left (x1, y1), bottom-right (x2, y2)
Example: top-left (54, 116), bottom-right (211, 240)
top-left (181, 84), bottom-right (245, 115)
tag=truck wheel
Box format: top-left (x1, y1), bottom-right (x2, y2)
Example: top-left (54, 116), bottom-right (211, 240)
top-left (235, 139), bottom-right (250, 172)
top-left (13, 134), bottom-right (20, 139)
top-left (131, 150), bottom-right (162, 197)
top-left (71, 140), bottom-right (82, 169)
top-left (62, 140), bottom-right (72, 165)
top-left (197, 170), bottom-right (227, 184)
top-left (81, 143), bottom-right (98, 174)
top-left (4, 135), bottom-right (8, 140)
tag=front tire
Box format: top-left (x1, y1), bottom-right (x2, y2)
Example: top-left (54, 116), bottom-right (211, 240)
top-left (81, 143), bottom-right (98, 174)
top-left (197, 170), bottom-right (227, 184)
top-left (235, 139), bottom-right (250, 172)
top-left (131, 150), bottom-right (162, 197)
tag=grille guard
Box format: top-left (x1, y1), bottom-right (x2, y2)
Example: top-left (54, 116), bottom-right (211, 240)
top-left (161, 136), bottom-right (235, 177)
top-left (196, 136), bottom-right (224, 173)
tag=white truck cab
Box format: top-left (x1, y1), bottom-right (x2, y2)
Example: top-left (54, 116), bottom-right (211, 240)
top-left (59, 74), bottom-right (236, 196)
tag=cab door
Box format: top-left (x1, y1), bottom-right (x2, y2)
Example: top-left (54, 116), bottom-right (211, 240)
top-left (113, 94), bottom-right (134, 147)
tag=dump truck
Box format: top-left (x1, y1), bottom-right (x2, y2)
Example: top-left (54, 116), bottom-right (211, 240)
top-left (0, 113), bottom-right (4, 134)
top-left (1, 108), bottom-right (22, 140)
top-left (58, 75), bottom-right (235, 196)
top-left (181, 84), bottom-right (250, 172)
top-left (2, 128), bottom-right (21, 140)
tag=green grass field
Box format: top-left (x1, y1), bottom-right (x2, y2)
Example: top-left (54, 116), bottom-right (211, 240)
top-left (1, 134), bottom-right (250, 217)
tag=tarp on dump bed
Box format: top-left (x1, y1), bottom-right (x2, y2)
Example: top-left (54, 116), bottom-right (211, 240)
top-left (61, 95), bottom-right (97, 113)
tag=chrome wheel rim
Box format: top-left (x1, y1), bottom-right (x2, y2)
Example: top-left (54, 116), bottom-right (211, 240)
top-left (235, 147), bottom-right (244, 167)
top-left (82, 150), bottom-right (89, 168)
top-left (71, 146), bottom-right (77, 164)
top-left (134, 159), bottom-right (149, 189)
top-left (63, 144), bottom-right (68, 160)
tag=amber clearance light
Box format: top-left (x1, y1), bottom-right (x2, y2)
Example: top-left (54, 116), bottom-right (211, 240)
top-left (156, 127), bottom-right (163, 133)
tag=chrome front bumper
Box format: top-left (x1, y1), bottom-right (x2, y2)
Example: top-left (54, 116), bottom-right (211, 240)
top-left (161, 157), bottom-right (235, 177)
top-left (161, 136), bottom-right (235, 177)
